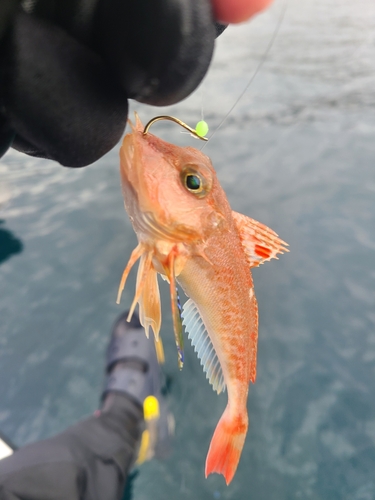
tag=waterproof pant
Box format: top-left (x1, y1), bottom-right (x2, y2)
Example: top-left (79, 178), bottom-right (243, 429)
top-left (0, 395), bottom-right (143, 500)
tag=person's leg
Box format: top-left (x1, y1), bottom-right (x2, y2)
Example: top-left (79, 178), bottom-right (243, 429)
top-left (0, 311), bottom-right (170, 500)
top-left (0, 398), bottom-right (142, 500)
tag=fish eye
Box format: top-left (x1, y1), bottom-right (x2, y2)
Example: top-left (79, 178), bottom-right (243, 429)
top-left (185, 173), bottom-right (202, 192)
top-left (180, 164), bottom-right (212, 197)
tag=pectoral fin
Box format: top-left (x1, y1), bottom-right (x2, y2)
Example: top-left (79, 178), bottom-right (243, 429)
top-left (138, 264), bottom-right (162, 342)
top-left (232, 211), bottom-right (289, 268)
top-left (117, 244), bottom-right (162, 346)
top-left (138, 265), bottom-right (165, 364)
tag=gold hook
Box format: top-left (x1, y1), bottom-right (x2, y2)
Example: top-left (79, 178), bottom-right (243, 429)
top-left (143, 115), bottom-right (208, 142)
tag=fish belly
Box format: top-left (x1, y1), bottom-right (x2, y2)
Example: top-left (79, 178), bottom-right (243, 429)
top-left (178, 246), bottom-right (257, 484)
top-left (178, 248), bottom-right (257, 391)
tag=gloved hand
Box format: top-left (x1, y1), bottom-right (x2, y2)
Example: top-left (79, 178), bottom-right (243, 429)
top-left (0, 0), bottom-right (270, 168)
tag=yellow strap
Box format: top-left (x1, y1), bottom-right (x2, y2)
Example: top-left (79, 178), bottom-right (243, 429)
top-left (135, 430), bottom-right (150, 465)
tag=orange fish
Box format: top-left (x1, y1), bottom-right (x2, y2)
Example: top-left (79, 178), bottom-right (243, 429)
top-left (117, 115), bottom-right (288, 484)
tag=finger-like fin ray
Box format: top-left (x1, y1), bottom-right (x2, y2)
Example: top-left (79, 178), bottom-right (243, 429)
top-left (127, 251), bottom-right (153, 321)
top-left (117, 243), bottom-right (146, 304)
top-left (166, 249), bottom-right (184, 370)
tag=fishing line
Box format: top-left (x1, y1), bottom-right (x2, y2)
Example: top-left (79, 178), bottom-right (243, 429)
top-left (200, 87), bottom-right (205, 122)
top-left (201, 0), bottom-right (288, 150)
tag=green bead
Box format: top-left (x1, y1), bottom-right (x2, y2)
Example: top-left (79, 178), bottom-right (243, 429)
top-left (195, 120), bottom-right (209, 137)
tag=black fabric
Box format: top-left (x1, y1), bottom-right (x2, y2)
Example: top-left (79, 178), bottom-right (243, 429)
top-left (92, 0), bottom-right (215, 106)
top-left (0, 0), bottom-right (222, 167)
top-left (0, 395), bottom-right (143, 500)
top-left (4, 10), bottom-right (129, 167)
top-left (0, 115), bottom-right (14, 158)
top-left (0, 0), bottom-right (19, 41)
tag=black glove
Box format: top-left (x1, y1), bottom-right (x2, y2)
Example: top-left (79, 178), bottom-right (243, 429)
top-left (0, 0), bottom-right (226, 167)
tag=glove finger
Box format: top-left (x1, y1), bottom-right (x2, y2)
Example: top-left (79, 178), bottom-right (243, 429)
top-left (92, 0), bottom-right (216, 106)
top-left (4, 9), bottom-right (129, 167)
top-left (214, 22), bottom-right (227, 37)
top-left (0, 114), bottom-right (14, 158)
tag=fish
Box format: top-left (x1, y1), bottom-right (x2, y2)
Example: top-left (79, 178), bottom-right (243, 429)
top-left (117, 114), bottom-right (288, 484)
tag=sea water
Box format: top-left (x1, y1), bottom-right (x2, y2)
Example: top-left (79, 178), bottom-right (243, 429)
top-left (1, 0), bottom-right (374, 498)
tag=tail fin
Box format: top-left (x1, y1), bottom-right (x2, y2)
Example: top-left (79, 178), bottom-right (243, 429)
top-left (205, 405), bottom-right (248, 485)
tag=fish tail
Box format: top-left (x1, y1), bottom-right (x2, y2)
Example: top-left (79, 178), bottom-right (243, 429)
top-left (205, 405), bottom-right (248, 485)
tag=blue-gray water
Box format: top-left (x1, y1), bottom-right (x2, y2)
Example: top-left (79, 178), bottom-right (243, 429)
top-left (1, 0), bottom-right (375, 498)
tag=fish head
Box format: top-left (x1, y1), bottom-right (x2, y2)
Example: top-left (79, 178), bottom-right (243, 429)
top-left (120, 115), bottom-right (230, 244)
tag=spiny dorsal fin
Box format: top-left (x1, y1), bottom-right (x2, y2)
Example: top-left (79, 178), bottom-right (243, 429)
top-left (232, 211), bottom-right (289, 268)
top-left (181, 299), bottom-right (226, 394)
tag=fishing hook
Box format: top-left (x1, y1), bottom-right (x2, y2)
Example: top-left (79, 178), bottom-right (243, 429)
top-left (143, 115), bottom-right (208, 141)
